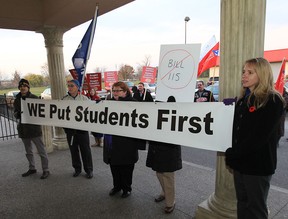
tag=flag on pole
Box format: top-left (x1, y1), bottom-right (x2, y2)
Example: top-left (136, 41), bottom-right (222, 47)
top-left (199, 35), bottom-right (217, 61)
top-left (197, 42), bottom-right (220, 77)
top-left (72, 6), bottom-right (98, 91)
top-left (274, 58), bottom-right (286, 94)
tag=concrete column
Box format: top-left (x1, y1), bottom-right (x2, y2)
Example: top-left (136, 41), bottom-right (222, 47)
top-left (195, 0), bottom-right (266, 218)
top-left (42, 125), bottom-right (53, 153)
top-left (37, 26), bottom-right (70, 150)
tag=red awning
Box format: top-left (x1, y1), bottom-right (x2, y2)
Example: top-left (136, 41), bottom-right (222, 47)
top-left (264, 49), bottom-right (288, 63)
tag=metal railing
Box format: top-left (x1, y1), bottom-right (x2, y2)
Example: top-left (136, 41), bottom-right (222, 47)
top-left (0, 95), bottom-right (18, 140)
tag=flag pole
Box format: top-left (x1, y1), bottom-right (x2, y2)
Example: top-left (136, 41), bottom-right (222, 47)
top-left (80, 4), bottom-right (99, 92)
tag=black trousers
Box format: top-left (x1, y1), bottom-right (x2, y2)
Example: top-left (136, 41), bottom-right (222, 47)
top-left (110, 164), bottom-right (135, 192)
top-left (234, 171), bottom-right (272, 219)
top-left (66, 132), bottom-right (93, 174)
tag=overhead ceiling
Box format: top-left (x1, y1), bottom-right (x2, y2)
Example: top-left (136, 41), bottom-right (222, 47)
top-left (0, 0), bottom-right (134, 31)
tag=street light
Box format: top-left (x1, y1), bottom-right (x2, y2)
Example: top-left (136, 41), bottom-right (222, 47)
top-left (184, 16), bottom-right (190, 44)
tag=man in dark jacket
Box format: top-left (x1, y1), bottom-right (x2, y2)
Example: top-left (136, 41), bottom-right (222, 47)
top-left (133, 82), bottom-right (154, 102)
top-left (14, 79), bottom-right (50, 179)
top-left (194, 80), bottom-right (215, 102)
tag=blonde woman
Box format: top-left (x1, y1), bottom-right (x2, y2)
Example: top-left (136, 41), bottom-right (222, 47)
top-left (225, 58), bottom-right (285, 219)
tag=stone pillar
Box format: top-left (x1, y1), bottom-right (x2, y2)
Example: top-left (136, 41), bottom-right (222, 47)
top-left (37, 26), bottom-right (70, 150)
top-left (195, 0), bottom-right (266, 218)
top-left (42, 125), bottom-right (53, 153)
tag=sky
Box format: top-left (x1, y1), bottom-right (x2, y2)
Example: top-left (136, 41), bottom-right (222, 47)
top-left (0, 0), bottom-right (287, 80)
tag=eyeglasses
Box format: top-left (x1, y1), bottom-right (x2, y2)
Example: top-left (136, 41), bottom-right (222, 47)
top-left (112, 90), bottom-right (123, 93)
top-left (67, 84), bottom-right (75, 87)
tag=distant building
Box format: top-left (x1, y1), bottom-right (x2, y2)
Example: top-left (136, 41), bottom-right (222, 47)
top-left (205, 48), bottom-right (288, 81)
top-left (0, 80), bottom-right (14, 89)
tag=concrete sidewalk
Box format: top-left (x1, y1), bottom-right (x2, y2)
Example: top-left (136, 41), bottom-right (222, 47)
top-left (0, 137), bottom-right (288, 219)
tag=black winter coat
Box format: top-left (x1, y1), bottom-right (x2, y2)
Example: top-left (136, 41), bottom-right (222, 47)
top-left (103, 93), bottom-right (144, 165)
top-left (133, 89), bottom-right (154, 102)
top-left (146, 141), bottom-right (182, 172)
top-left (14, 91), bottom-right (42, 138)
top-left (225, 93), bottom-right (284, 176)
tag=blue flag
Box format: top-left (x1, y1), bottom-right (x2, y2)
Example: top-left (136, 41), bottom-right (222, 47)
top-left (72, 14), bottom-right (98, 89)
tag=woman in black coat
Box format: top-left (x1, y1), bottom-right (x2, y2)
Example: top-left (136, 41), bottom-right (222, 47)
top-left (103, 81), bottom-right (142, 198)
top-left (225, 58), bottom-right (285, 219)
top-left (146, 96), bottom-right (182, 214)
top-left (146, 141), bottom-right (182, 213)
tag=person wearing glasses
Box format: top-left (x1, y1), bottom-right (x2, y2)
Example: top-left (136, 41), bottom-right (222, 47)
top-left (14, 79), bottom-right (50, 179)
top-left (225, 58), bottom-right (285, 219)
top-left (194, 80), bottom-right (215, 102)
top-left (62, 79), bottom-right (93, 179)
top-left (103, 81), bottom-right (144, 198)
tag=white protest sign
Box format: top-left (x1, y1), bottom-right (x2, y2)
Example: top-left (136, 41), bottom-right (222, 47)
top-left (156, 44), bottom-right (201, 102)
top-left (21, 99), bottom-right (234, 152)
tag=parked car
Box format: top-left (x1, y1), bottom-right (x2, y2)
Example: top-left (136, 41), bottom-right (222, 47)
top-left (285, 81), bottom-right (288, 92)
top-left (97, 89), bottom-right (109, 100)
top-left (150, 92), bottom-right (156, 100)
top-left (143, 82), bottom-right (156, 93)
top-left (207, 76), bottom-right (219, 86)
top-left (122, 81), bottom-right (135, 90)
top-left (5, 90), bottom-right (18, 107)
top-left (205, 82), bottom-right (219, 102)
top-left (40, 87), bottom-right (51, 100)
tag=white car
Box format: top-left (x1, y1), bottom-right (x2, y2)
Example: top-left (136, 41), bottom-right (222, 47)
top-left (143, 82), bottom-right (156, 93)
top-left (40, 87), bottom-right (51, 99)
top-left (5, 90), bottom-right (19, 107)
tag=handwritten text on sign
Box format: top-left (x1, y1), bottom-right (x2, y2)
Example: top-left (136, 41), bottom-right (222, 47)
top-left (156, 44), bottom-right (201, 102)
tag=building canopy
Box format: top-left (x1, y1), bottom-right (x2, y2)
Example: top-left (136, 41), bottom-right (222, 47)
top-left (0, 0), bottom-right (134, 31)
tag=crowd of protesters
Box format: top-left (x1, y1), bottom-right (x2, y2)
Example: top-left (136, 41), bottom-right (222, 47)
top-left (15, 58), bottom-right (287, 217)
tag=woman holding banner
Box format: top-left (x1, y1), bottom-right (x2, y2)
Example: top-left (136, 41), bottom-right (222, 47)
top-left (146, 96), bottom-right (182, 214)
top-left (225, 58), bottom-right (285, 219)
top-left (103, 81), bottom-right (144, 198)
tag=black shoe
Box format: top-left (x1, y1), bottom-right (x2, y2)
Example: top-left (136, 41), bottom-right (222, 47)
top-left (22, 169), bottom-right (37, 177)
top-left (73, 171), bottom-right (81, 177)
top-left (86, 172), bottom-right (93, 179)
top-left (109, 188), bottom-right (121, 196)
top-left (154, 195), bottom-right (165, 202)
top-left (40, 171), bottom-right (50, 179)
top-left (121, 191), bottom-right (131, 198)
top-left (164, 204), bottom-right (175, 214)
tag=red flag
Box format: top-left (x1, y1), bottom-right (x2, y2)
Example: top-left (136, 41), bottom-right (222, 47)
top-left (197, 42), bottom-right (220, 77)
top-left (274, 58), bottom-right (286, 94)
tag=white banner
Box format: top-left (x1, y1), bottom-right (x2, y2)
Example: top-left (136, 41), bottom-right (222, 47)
top-left (21, 99), bottom-right (235, 152)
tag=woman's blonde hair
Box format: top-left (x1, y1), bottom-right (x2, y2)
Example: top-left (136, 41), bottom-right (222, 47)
top-left (240, 57), bottom-right (283, 108)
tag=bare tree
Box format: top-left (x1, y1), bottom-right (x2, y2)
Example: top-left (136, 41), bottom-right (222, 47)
top-left (135, 55), bottom-right (152, 80)
top-left (142, 55), bottom-right (151, 67)
top-left (118, 64), bottom-right (134, 81)
top-left (12, 71), bottom-right (21, 87)
top-left (41, 63), bottom-right (50, 85)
